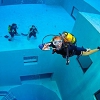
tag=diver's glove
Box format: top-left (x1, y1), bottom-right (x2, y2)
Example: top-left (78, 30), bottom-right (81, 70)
top-left (39, 43), bottom-right (51, 50)
top-left (39, 44), bottom-right (45, 50)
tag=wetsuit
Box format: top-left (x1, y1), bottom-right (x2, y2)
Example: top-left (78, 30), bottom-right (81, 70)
top-left (39, 43), bottom-right (87, 58)
top-left (8, 24), bottom-right (17, 38)
top-left (51, 43), bottom-right (87, 58)
top-left (29, 27), bottom-right (37, 38)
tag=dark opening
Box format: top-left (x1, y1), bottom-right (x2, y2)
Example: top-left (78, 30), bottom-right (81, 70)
top-left (76, 55), bottom-right (93, 73)
top-left (94, 89), bottom-right (100, 100)
top-left (23, 56), bottom-right (38, 64)
top-left (71, 6), bottom-right (79, 20)
top-left (20, 73), bottom-right (53, 81)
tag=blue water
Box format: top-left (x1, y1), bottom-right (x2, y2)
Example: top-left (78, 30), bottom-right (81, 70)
top-left (0, 0), bottom-right (100, 100)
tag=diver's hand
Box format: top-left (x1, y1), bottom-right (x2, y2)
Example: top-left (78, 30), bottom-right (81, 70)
top-left (42, 43), bottom-right (51, 50)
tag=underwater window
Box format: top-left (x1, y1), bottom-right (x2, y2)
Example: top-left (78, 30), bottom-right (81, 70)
top-left (20, 73), bottom-right (53, 81)
top-left (76, 55), bottom-right (93, 73)
top-left (23, 56), bottom-right (38, 66)
top-left (71, 6), bottom-right (79, 20)
top-left (94, 89), bottom-right (100, 100)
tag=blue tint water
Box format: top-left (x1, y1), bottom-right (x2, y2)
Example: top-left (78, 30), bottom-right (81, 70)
top-left (0, 1), bottom-right (100, 100)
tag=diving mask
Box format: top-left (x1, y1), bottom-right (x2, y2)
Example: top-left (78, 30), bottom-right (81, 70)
top-left (53, 40), bottom-right (62, 45)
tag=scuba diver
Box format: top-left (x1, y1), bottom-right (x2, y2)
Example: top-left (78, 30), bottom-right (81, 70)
top-left (21, 25), bottom-right (38, 40)
top-left (8, 23), bottom-right (19, 41)
top-left (5, 23), bottom-right (19, 41)
top-left (39, 32), bottom-right (100, 65)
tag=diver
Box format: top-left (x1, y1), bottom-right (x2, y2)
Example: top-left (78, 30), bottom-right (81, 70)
top-left (39, 35), bottom-right (100, 65)
top-left (39, 31), bottom-right (77, 55)
top-left (21, 25), bottom-right (38, 40)
top-left (5, 23), bottom-right (19, 41)
top-left (27, 25), bottom-right (38, 40)
top-left (11, 23), bottom-right (18, 35)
